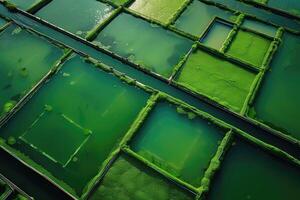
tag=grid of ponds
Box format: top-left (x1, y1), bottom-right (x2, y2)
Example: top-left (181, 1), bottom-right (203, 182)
top-left (0, 0), bottom-right (299, 200)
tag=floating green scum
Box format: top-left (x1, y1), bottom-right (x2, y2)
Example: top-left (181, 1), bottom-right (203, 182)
top-left (0, 0), bottom-right (299, 199)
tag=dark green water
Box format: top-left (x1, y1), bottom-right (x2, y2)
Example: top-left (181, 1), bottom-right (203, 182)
top-left (89, 154), bottom-right (194, 200)
top-left (93, 13), bottom-right (193, 78)
top-left (250, 32), bottom-right (300, 140)
top-left (0, 55), bottom-right (150, 196)
top-left (268, 0), bottom-right (300, 16)
top-left (242, 18), bottom-right (278, 37)
top-left (200, 21), bottom-right (232, 50)
top-left (207, 138), bottom-right (300, 200)
top-left (0, 17), bottom-right (6, 27)
top-left (174, 0), bottom-right (236, 37)
top-left (130, 101), bottom-right (224, 187)
top-left (0, 24), bottom-right (64, 118)
top-left (35, 0), bottom-right (114, 38)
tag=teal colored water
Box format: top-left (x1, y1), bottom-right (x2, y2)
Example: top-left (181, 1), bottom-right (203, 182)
top-left (242, 18), bottom-right (278, 37)
top-left (250, 32), bottom-right (300, 140)
top-left (268, 0), bottom-right (300, 16)
top-left (35, 0), bottom-right (114, 38)
top-left (7, 0), bottom-right (40, 10)
top-left (207, 138), bottom-right (300, 200)
top-left (131, 101), bottom-right (224, 187)
top-left (93, 13), bottom-right (193, 78)
top-left (174, 1), bottom-right (236, 37)
top-left (89, 154), bottom-right (194, 200)
top-left (0, 24), bottom-right (64, 118)
top-left (0, 17), bottom-right (6, 27)
top-left (0, 55), bottom-right (150, 196)
top-left (200, 21), bottom-right (232, 50)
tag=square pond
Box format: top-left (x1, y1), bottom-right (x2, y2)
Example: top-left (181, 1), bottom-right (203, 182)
top-left (129, 101), bottom-right (225, 187)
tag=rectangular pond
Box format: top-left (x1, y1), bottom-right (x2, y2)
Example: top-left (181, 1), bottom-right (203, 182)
top-left (93, 13), bottom-right (193, 78)
top-left (0, 54), bottom-right (150, 197)
top-left (176, 48), bottom-right (258, 112)
top-left (6, 0), bottom-right (41, 10)
top-left (35, 0), bottom-right (115, 38)
top-left (226, 29), bottom-right (272, 68)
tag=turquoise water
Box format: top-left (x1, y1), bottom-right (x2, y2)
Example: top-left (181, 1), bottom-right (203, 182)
top-left (93, 13), bottom-right (193, 78)
top-left (35, 0), bottom-right (114, 38)
top-left (242, 18), bottom-right (278, 37)
top-left (207, 138), bottom-right (300, 200)
top-left (0, 17), bottom-right (6, 27)
top-left (0, 24), bottom-right (64, 118)
top-left (89, 154), bottom-right (194, 200)
top-left (130, 101), bottom-right (224, 187)
top-left (174, 0), bottom-right (236, 37)
top-left (0, 55), bottom-right (150, 196)
top-left (250, 32), bottom-right (300, 140)
top-left (268, 0), bottom-right (300, 16)
top-left (200, 21), bottom-right (232, 50)
top-left (6, 0), bottom-right (40, 10)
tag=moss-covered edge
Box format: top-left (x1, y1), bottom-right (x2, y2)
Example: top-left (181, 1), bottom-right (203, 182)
top-left (197, 130), bottom-right (233, 198)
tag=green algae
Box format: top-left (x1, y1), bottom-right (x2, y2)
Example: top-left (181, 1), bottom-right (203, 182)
top-left (89, 154), bottom-right (194, 200)
top-left (207, 138), bottom-right (300, 200)
top-left (0, 24), bottom-right (64, 118)
top-left (176, 48), bottom-right (257, 112)
top-left (35, 0), bottom-right (114, 38)
top-left (130, 101), bottom-right (224, 187)
top-left (93, 13), bottom-right (193, 78)
top-left (174, 0), bottom-right (237, 37)
top-left (0, 54), bottom-right (150, 196)
top-left (129, 0), bottom-right (188, 24)
top-left (249, 32), bottom-right (300, 141)
top-left (226, 29), bottom-right (272, 68)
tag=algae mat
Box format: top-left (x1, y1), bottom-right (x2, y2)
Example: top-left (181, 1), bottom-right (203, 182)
top-left (226, 29), bottom-right (272, 68)
top-left (89, 154), bottom-right (193, 200)
top-left (208, 138), bottom-right (300, 200)
top-left (93, 13), bottom-right (193, 78)
top-left (130, 101), bottom-right (224, 187)
top-left (0, 24), bottom-right (64, 118)
top-left (35, 0), bottom-right (114, 38)
top-left (129, 0), bottom-right (187, 24)
top-left (0, 55), bottom-right (149, 196)
top-left (176, 49), bottom-right (257, 112)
